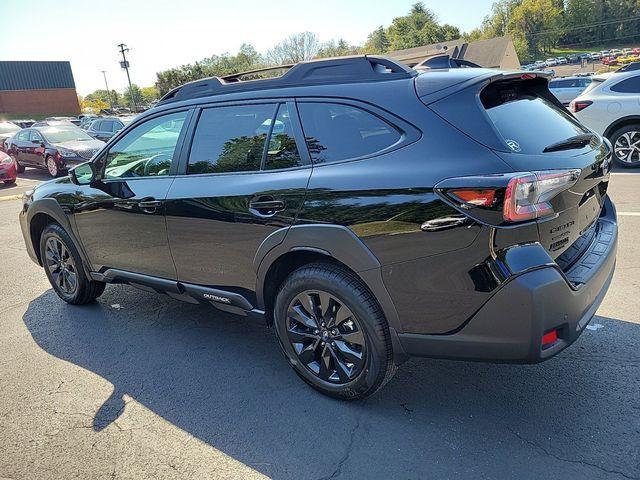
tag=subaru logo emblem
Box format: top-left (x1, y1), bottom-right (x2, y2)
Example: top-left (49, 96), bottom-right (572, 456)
top-left (506, 139), bottom-right (521, 152)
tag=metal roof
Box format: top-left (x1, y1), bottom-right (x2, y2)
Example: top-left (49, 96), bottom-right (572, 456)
top-left (0, 61), bottom-right (76, 91)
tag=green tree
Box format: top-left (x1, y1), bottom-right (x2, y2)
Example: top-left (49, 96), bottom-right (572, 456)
top-left (363, 26), bottom-right (390, 53)
top-left (386, 3), bottom-right (444, 50)
top-left (123, 84), bottom-right (144, 107)
top-left (317, 39), bottom-right (359, 58)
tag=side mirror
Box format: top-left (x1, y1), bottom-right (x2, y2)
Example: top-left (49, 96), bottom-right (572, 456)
top-left (69, 161), bottom-right (96, 186)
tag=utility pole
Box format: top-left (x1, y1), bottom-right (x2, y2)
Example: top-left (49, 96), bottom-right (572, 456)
top-left (100, 70), bottom-right (114, 110)
top-left (117, 43), bottom-right (136, 112)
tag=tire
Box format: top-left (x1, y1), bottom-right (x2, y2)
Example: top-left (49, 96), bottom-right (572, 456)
top-left (39, 223), bottom-right (105, 305)
top-left (3, 179), bottom-right (16, 185)
top-left (11, 155), bottom-right (24, 173)
top-left (273, 262), bottom-right (396, 400)
top-left (46, 156), bottom-right (60, 177)
top-left (610, 124), bottom-right (640, 168)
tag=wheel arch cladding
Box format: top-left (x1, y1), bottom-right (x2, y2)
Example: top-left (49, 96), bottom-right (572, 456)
top-left (254, 225), bottom-right (403, 334)
top-left (604, 115), bottom-right (640, 139)
top-left (27, 199), bottom-right (86, 270)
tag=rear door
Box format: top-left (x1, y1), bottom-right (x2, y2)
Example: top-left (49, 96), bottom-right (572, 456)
top-left (165, 101), bottom-right (311, 303)
top-left (13, 129), bottom-right (33, 165)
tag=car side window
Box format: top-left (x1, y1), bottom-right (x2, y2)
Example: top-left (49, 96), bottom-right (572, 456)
top-left (187, 103), bottom-right (277, 174)
top-left (102, 111), bottom-right (188, 179)
top-left (17, 130), bottom-right (30, 141)
top-left (298, 102), bottom-right (401, 164)
top-left (611, 76), bottom-right (640, 93)
top-left (90, 120), bottom-right (101, 131)
top-left (30, 131), bottom-right (43, 143)
top-left (264, 104), bottom-right (305, 170)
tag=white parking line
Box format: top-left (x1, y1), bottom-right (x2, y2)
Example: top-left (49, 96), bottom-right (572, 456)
top-left (617, 212), bottom-right (640, 216)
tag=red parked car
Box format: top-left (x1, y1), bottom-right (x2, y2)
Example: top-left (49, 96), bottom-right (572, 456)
top-left (0, 151), bottom-right (17, 185)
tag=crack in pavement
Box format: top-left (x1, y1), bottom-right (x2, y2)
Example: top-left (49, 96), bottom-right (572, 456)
top-left (317, 402), bottom-right (366, 480)
top-left (508, 428), bottom-right (639, 480)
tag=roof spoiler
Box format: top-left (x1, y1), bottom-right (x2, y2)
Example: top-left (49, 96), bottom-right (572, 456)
top-left (414, 54), bottom-right (481, 71)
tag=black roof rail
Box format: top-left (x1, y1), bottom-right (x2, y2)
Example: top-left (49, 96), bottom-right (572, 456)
top-left (157, 55), bottom-right (416, 105)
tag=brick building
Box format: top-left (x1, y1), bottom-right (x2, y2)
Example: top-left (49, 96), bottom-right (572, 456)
top-left (0, 61), bottom-right (80, 116)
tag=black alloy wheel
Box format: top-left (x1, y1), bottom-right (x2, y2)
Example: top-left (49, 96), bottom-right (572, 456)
top-left (286, 290), bottom-right (366, 383)
top-left (44, 237), bottom-right (78, 295)
top-left (274, 262), bottom-right (396, 400)
top-left (39, 223), bottom-right (105, 304)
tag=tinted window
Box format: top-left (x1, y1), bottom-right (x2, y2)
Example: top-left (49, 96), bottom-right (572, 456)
top-left (611, 76), bottom-right (640, 93)
top-left (550, 80), bottom-right (569, 88)
top-left (188, 104), bottom-right (276, 174)
top-left (102, 120), bottom-right (114, 132)
top-left (90, 120), bottom-right (102, 131)
top-left (264, 104), bottom-right (304, 170)
top-left (30, 131), bottom-right (43, 142)
top-left (103, 111), bottom-right (187, 179)
top-left (16, 130), bottom-right (30, 141)
top-left (482, 82), bottom-right (590, 154)
top-left (298, 103), bottom-right (401, 163)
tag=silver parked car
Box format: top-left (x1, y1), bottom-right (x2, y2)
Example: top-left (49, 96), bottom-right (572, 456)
top-left (548, 76), bottom-right (592, 105)
top-left (570, 69), bottom-right (640, 167)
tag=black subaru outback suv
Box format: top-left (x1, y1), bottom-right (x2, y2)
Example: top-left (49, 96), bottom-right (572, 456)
top-left (20, 56), bottom-right (617, 399)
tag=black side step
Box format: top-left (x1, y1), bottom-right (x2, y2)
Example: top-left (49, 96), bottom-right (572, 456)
top-left (91, 269), bottom-right (264, 319)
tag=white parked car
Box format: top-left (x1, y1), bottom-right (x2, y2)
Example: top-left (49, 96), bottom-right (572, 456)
top-left (570, 70), bottom-right (640, 167)
top-left (545, 58), bottom-right (558, 67)
top-left (549, 76), bottom-right (592, 105)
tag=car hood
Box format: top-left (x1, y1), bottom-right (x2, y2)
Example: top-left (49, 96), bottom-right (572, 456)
top-left (53, 139), bottom-right (105, 152)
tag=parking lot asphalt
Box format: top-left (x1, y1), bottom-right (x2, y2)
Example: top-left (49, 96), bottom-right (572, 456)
top-left (0, 171), bottom-right (638, 480)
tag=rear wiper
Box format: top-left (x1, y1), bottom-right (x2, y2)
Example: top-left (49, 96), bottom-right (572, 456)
top-left (543, 133), bottom-right (596, 153)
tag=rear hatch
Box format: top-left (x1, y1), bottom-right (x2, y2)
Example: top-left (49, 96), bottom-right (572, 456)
top-left (421, 72), bottom-right (611, 261)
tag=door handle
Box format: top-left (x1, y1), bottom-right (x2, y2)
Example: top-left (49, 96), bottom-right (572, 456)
top-left (249, 198), bottom-right (285, 217)
top-left (138, 199), bottom-right (163, 213)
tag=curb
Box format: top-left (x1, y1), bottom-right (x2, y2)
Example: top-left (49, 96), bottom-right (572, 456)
top-left (0, 194), bottom-right (23, 202)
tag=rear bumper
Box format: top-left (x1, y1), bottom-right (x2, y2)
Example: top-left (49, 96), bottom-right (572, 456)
top-left (398, 196), bottom-right (617, 363)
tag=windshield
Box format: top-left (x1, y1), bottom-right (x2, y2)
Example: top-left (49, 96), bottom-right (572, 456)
top-left (40, 127), bottom-right (93, 143)
top-left (0, 122), bottom-right (20, 135)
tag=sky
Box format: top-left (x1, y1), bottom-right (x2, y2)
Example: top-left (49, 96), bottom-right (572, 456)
top-left (1, 0), bottom-right (495, 95)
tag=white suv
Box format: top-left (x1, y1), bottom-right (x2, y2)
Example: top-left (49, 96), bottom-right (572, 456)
top-left (570, 70), bottom-right (640, 167)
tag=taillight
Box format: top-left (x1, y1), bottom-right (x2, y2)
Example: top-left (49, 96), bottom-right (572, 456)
top-left (569, 100), bottom-right (592, 113)
top-left (0, 155), bottom-right (12, 165)
top-left (503, 170), bottom-right (580, 222)
top-left (436, 169), bottom-right (581, 225)
top-left (449, 189), bottom-right (496, 207)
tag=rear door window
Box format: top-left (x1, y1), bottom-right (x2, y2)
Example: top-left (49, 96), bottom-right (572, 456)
top-left (298, 102), bottom-right (401, 163)
top-left (610, 76), bottom-right (640, 93)
top-left (188, 104), bottom-right (276, 174)
top-left (481, 81), bottom-right (590, 154)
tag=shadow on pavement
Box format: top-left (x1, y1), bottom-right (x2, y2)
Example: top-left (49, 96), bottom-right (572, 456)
top-left (23, 285), bottom-right (640, 479)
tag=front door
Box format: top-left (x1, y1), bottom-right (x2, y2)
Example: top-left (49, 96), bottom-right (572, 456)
top-left (73, 109), bottom-right (191, 279)
top-left (165, 101), bottom-right (311, 304)
top-left (28, 130), bottom-right (46, 166)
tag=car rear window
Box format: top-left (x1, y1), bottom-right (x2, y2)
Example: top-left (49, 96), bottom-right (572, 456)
top-left (481, 81), bottom-right (590, 154)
